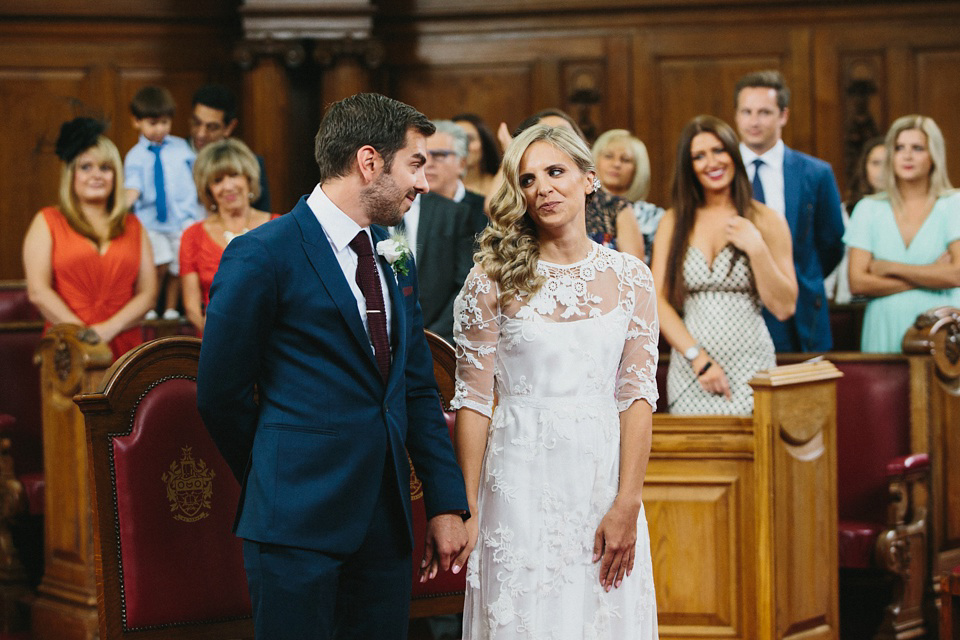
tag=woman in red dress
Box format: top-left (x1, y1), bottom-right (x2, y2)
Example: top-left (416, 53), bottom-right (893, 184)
top-left (180, 138), bottom-right (279, 333)
top-left (23, 118), bottom-right (156, 360)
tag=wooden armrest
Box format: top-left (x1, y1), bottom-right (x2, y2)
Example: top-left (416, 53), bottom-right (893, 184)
top-left (886, 453), bottom-right (930, 477)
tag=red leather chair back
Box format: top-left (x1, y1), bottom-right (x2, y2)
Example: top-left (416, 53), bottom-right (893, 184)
top-left (0, 282), bottom-right (42, 323)
top-left (832, 358), bottom-right (911, 523)
top-left (77, 337), bottom-right (253, 639)
top-left (0, 326), bottom-right (44, 480)
top-left (409, 331), bottom-right (466, 616)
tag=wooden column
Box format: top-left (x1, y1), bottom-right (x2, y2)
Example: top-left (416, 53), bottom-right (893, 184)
top-left (315, 38), bottom-right (383, 106)
top-left (239, 52), bottom-right (294, 214)
top-left (31, 325), bottom-right (112, 640)
top-left (751, 361), bottom-right (841, 640)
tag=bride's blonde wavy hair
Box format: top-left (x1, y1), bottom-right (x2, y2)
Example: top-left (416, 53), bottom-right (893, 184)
top-left (476, 124), bottom-right (596, 307)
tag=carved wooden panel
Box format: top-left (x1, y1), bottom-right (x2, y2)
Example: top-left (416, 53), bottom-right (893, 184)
top-left (644, 463), bottom-right (749, 637)
top-left (771, 385), bottom-right (837, 639)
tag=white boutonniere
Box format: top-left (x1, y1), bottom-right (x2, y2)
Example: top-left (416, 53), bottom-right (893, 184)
top-left (376, 232), bottom-right (412, 276)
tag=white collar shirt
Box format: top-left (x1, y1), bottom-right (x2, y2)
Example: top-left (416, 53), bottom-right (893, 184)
top-left (306, 183), bottom-right (392, 345)
top-left (453, 180), bottom-right (466, 203)
top-left (392, 194), bottom-right (420, 260)
top-left (740, 139), bottom-right (786, 217)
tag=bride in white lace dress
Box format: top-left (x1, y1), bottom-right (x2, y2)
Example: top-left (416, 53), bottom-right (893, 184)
top-left (450, 124), bottom-right (660, 639)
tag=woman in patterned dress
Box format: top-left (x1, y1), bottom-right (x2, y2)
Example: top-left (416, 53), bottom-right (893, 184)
top-left (452, 124), bottom-right (660, 638)
top-left (651, 115), bottom-right (796, 415)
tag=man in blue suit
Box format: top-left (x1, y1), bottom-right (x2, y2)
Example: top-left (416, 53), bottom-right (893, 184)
top-left (197, 93), bottom-right (469, 639)
top-left (735, 70), bottom-right (845, 352)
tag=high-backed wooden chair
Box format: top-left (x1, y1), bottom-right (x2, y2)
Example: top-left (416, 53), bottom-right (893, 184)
top-left (75, 337), bottom-right (253, 640)
top-left (409, 330), bottom-right (466, 618)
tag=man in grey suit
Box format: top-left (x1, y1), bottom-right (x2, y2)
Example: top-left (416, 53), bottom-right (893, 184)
top-left (396, 120), bottom-right (486, 344)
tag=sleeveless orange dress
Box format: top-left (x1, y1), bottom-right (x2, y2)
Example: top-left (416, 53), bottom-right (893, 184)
top-left (41, 206), bottom-right (144, 360)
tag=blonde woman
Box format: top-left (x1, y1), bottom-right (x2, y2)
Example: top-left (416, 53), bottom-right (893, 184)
top-left (847, 114), bottom-right (960, 352)
top-left (23, 117), bottom-right (156, 360)
top-left (451, 124), bottom-right (659, 638)
top-left (179, 138), bottom-right (279, 332)
top-left (592, 128), bottom-right (665, 263)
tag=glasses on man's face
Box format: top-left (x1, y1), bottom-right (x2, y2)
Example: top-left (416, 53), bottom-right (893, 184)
top-left (427, 150), bottom-right (457, 161)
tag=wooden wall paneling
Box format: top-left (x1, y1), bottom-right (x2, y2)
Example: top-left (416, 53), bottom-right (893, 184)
top-left (812, 20), bottom-right (960, 198)
top-left (384, 30), bottom-right (618, 143)
top-left (0, 67), bottom-right (91, 280)
top-left (635, 25), bottom-right (793, 206)
top-left (915, 49), bottom-right (960, 186)
top-left (786, 28), bottom-right (813, 156)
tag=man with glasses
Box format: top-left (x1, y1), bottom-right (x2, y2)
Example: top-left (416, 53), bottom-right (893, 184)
top-left (396, 120), bottom-right (486, 343)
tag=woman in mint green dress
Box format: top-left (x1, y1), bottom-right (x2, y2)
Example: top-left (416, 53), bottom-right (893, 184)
top-left (846, 115), bottom-right (960, 352)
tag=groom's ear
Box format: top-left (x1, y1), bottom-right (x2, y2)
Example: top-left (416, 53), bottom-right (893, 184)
top-left (355, 145), bottom-right (382, 184)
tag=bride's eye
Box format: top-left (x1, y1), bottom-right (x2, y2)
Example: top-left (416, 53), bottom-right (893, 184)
top-left (519, 175), bottom-right (534, 188)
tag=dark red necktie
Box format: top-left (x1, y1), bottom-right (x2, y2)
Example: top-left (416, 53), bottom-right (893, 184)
top-left (349, 231), bottom-right (390, 382)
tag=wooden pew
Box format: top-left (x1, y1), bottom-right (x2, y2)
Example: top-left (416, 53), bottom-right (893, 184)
top-left (30, 324), bottom-right (112, 640)
top-left (646, 360), bottom-right (842, 640)
top-left (902, 307), bottom-right (960, 585)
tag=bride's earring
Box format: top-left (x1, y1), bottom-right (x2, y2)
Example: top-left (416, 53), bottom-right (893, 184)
top-left (591, 177), bottom-right (602, 194)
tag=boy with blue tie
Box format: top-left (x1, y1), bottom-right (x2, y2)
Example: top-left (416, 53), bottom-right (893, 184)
top-left (124, 86), bottom-right (199, 319)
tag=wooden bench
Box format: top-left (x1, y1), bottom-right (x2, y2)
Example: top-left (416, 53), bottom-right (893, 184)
top-left (653, 306), bottom-right (960, 639)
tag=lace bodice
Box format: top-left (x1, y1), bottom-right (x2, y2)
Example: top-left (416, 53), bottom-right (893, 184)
top-left (451, 243), bottom-right (659, 417)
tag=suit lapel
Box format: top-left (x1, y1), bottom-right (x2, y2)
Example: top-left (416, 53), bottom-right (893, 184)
top-left (294, 201), bottom-right (377, 369)
top-left (783, 146), bottom-right (801, 236)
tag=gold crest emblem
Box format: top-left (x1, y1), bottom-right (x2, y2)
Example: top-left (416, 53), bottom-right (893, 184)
top-left (407, 452), bottom-right (423, 501)
top-left (162, 446), bottom-right (215, 522)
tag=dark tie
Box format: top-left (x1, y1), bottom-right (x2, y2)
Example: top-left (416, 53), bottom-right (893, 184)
top-left (349, 231), bottom-right (390, 382)
top-left (148, 144), bottom-right (168, 223)
top-left (751, 158), bottom-right (766, 204)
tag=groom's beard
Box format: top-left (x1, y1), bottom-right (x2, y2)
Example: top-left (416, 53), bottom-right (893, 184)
top-left (362, 171), bottom-right (416, 227)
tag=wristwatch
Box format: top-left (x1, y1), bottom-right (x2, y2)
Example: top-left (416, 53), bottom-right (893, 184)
top-left (683, 344), bottom-right (701, 361)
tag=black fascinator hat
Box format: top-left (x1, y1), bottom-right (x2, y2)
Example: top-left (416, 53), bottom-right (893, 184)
top-left (55, 117), bottom-right (106, 164)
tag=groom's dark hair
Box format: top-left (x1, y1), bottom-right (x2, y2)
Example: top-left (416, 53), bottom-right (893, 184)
top-left (314, 93), bottom-right (435, 181)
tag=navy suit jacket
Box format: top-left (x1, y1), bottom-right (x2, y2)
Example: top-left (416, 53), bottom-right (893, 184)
top-left (197, 196), bottom-right (468, 555)
top-left (762, 146), bottom-right (844, 352)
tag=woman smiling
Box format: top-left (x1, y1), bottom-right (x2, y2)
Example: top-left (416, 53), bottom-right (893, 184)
top-left (179, 138), bottom-right (279, 332)
top-left (652, 115), bottom-right (796, 414)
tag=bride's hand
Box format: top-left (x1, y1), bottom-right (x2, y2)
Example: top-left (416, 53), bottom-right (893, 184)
top-left (593, 501), bottom-right (639, 591)
top-left (451, 513), bottom-right (479, 577)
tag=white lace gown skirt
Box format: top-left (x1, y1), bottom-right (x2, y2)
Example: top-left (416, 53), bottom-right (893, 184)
top-left (462, 395), bottom-right (658, 639)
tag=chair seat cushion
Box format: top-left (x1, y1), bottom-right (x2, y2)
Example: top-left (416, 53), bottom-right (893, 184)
top-left (838, 519), bottom-right (881, 569)
top-left (19, 472), bottom-right (44, 516)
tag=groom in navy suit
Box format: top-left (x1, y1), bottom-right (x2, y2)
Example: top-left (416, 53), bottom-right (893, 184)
top-left (197, 93), bottom-right (469, 639)
top-left (735, 70), bottom-right (845, 352)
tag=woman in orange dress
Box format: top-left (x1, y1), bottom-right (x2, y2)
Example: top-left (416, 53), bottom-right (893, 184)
top-left (23, 118), bottom-right (156, 360)
top-left (179, 138), bottom-right (279, 333)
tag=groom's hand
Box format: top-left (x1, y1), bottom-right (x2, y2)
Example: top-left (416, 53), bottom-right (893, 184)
top-left (419, 513), bottom-right (468, 583)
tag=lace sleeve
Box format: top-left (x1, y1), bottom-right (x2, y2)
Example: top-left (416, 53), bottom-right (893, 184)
top-left (616, 257), bottom-right (660, 412)
top-left (450, 266), bottom-right (500, 418)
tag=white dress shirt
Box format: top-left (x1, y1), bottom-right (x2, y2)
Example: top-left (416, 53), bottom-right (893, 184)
top-left (740, 139), bottom-right (786, 217)
top-left (453, 180), bottom-right (466, 203)
top-left (306, 183), bottom-right (393, 345)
